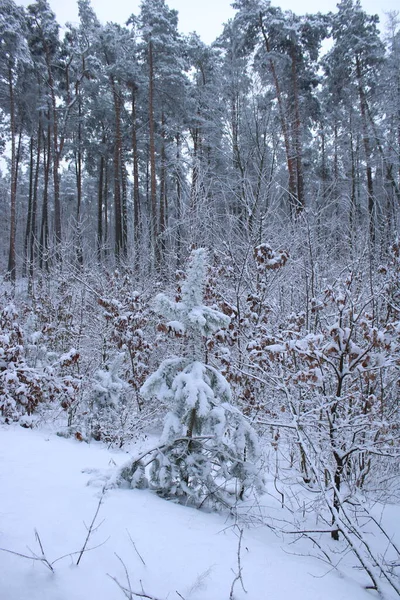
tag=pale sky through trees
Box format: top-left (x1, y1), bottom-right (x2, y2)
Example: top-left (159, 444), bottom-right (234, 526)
top-left (17, 0), bottom-right (399, 44)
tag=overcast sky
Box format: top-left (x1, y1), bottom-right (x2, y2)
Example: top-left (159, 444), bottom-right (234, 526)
top-left (17, 0), bottom-right (399, 44)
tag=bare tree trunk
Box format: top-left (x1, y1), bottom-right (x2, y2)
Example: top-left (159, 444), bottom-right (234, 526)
top-left (7, 65), bottom-right (17, 283)
top-left (121, 159), bottom-right (128, 259)
top-left (97, 147), bottom-right (105, 262)
top-left (30, 121), bottom-right (41, 285)
top-left (149, 39), bottom-right (158, 264)
top-left (104, 162), bottom-right (109, 258)
top-left (190, 126), bottom-right (200, 210)
top-left (291, 46), bottom-right (304, 212)
top-left (40, 122), bottom-right (51, 271)
top-left (24, 136), bottom-right (35, 278)
top-left (158, 110), bottom-right (167, 264)
top-left (46, 52), bottom-right (62, 256)
top-left (175, 132), bottom-right (183, 264)
top-left (130, 83), bottom-right (141, 258)
top-left (75, 93), bottom-right (83, 266)
top-left (259, 14), bottom-right (298, 214)
top-left (111, 76), bottom-right (123, 260)
top-left (356, 56), bottom-right (375, 242)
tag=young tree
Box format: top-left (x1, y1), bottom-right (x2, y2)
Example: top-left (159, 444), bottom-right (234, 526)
top-left (117, 249), bottom-right (263, 508)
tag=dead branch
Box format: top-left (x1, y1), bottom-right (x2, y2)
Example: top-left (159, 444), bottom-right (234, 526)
top-left (76, 486), bottom-right (106, 565)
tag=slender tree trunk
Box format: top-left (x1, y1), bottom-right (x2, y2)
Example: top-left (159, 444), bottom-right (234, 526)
top-left (190, 127), bottom-right (200, 210)
top-left (175, 132), bottom-right (182, 263)
top-left (104, 161), bottom-right (109, 258)
top-left (30, 121), bottom-right (41, 285)
top-left (349, 110), bottom-right (357, 242)
top-left (40, 122), bottom-right (51, 271)
top-left (7, 65), bottom-right (17, 283)
top-left (259, 14), bottom-right (297, 213)
top-left (97, 145), bottom-right (105, 262)
top-left (24, 136), bottom-right (35, 278)
top-left (75, 94), bottom-right (83, 266)
top-left (121, 159), bottom-right (128, 258)
top-left (46, 52), bottom-right (62, 255)
top-left (231, 91), bottom-right (245, 216)
top-left (111, 76), bottom-right (123, 260)
top-left (158, 110), bottom-right (167, 263)
top-left (356, 55), bottom-right (375, 242)
top-left (130, 84), bottom-right (141, 254)
top-left (148, 39), bottom-right (158, 264)
top-left (291, 46), bottom-right (304, 211)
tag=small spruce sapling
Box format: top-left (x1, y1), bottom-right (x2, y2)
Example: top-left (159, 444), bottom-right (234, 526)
top-left (136, 249), bottom-right (263, 507)
top-left (87, 353), bottom-right (129, 445)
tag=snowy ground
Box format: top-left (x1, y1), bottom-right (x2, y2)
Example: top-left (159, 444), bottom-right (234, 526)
top-left (0, 425), bottom-right (397, 600)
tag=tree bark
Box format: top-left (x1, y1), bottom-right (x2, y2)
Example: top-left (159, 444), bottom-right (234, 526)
top-left (148, 39), bottom-right (158, 264)
top-left (111, 75), bottom-right (123, 260)
top-left (259, 14), bottom-right (298, 214)
top-left (356, 55), bottom-right (375, 242)
top-left (7, 65), bottom-right (17, 283)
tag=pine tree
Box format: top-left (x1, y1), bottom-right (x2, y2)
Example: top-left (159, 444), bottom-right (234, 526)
top-left (118, 249), bottom-right (263, 508)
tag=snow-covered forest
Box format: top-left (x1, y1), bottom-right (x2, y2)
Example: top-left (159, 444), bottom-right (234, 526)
top-left (1, 0), bottom-right (400, 598)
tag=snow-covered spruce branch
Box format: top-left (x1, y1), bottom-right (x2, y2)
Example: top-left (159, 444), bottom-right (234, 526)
top-left (114, 435), bottom-right (217, 472)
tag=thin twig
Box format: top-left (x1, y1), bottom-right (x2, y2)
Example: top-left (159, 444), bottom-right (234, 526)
top-left (51, 537), bottom-right (111, 566)
top-left (230, 527), bottom-right (247, 599)
top-left (127, 530), bottom-right (146, 566)
top-left (107, 574), bottom-right (163, 600)
top-left (115, 553), bottom-right (133, 598)
top-left (76, 487), bottom-right (106, 566)
top-left (0, 546), bottom-right (54, 572)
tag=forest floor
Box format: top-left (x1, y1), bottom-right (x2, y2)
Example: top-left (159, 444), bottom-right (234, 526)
top-left (0, 424), bottom-right (398, 600)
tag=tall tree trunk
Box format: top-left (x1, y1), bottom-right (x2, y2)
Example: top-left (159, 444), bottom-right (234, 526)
top-left (175, 132), bottom-right (182, 264)
top-left (30, 121), bottom-right (41, 285)
top-left (104, 161), bottom-right (109, 258)
top-left (349, 110), bottom-right (357, 242)
top-left (75, 94), bottom-right (83, 266)
top-left (148, 39), bottom-right (158, 264)
top-left (158, 110), bottom-right (167, 264)
top-left (121, 159), bottom-right (128, 258)
top-left (7, 65), bottom-right (17, 283)
top-left (130, 84), bottom-right (141, 256)
top-left (356, 55), bottom-right (375, 242)
top-left (46, 52), bottom-right (62, 255)
top-left (291, 46), bottom-right (304, 212)
top-left (97, 146), bottom-right (105, 262)
top-left (231, 91), bottom-right (245, 216)
top-left (190, 126), bottom-right (200, 210)
top-left (40, 122), bottom-right (51, 271)
top-left (259, 14), bottom-right (298, 214)
top-left (24, 136), bottom-right (35, 278)
top-left (111, 76), bottom-right (123, 260)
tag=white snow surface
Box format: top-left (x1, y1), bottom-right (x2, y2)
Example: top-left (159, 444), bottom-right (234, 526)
top-left (0, 425), bottom-right (395, 600)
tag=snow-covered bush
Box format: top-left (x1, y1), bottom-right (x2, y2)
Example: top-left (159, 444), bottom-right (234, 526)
top-left (0, 302), bottom-right (80, 423)
top-left (119, 249), bottom-right (263, 507)
top-left (98, 276), bottom-right (153, 411)
top-left (86, 354), bottom-right (131, 446)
